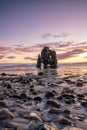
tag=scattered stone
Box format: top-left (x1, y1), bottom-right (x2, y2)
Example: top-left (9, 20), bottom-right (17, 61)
top-left (76, 80), bottom-right (83, 87)
top-left (46, 100), bottom-right (61, 108)
top-left (62, 127), bottom-right (84, 130)
top-left (1, 73), bottom-right (7, 76)
top-left (45, 91), bottom-right (55, 98)
top-left (34, 96), bottom-right (42, 102)
top-left (49, 108), bottom-right (63, 114)
top-left (59, 117), bottom-right (73, 125)
top-left (63, 109), bottom-right (71, 115)
top-left (0, 100), bottom-right (8, 108)
top-left (35, 123), bottom-right (58, 130)
top-left (0, 108), bottom-right (15, 119)
top-left (19, 93), bottom-right (27, 99)
top-left (38, 72), bottom-right (44, 76)
top-left (81, 100), bottom-right (87, 107)
top-left (29, 112), bottom-right (42, 122)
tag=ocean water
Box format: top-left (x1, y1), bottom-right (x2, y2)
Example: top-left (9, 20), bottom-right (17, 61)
top-left (0, 63), bottom-right (87, 77)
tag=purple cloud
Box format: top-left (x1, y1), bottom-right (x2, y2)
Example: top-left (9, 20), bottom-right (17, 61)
top-left (0, 46), bottom-right (11, 54)
top-left (24, 57), bottom-right (37, 60)
top-left (42, 33), bottom-right (51, 39)
top-left (0, 55), bottom-right (5, 59)
top-left (6, 56), bottom-right (16, 59)
top-left (42, 32), bottom-right (71, 39)
top-left (57, 49), bottom-right (85, 60)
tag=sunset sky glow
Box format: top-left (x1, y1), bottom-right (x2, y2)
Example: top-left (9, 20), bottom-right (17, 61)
top-left (0, 0), bottom-right (87, 63)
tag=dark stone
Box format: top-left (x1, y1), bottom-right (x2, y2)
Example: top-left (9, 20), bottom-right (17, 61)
top-left (20, 93), bottom-right (27, 99)
top-left (59, 117), bottom-right (73, 125)
top-left (46, 100), bottom-right (61, 108)
top-left (0, 108), bottom-right (15, 120)
top-left (36, 54), bottom-right (41, 68)
top-left (77, 94), bottom-right (85, 100)
top-left (0, 100), bottom-right (8, 108)
top-left (61, 88), bottom-right (76, 104)
top-left (38, 72), bottom-right (44, 76)
top-left (45, 91), bottom-right (55, 98)
top-left (49, 108), bottom-right (63, 114)
top-left (35, 123), bottom-right (57, 130)
top-left (6, 83), bottom-right (12, 89)
top-left (34, 96), bottom-right (42, 102)
top-left (1, 73), bottom-right (7, 76)
top-left (29, 112), bottom-right (42, 121)
top-left (76, 80), bottom-right (83, 87)
top-left (63, 109), bottom-right (71, 115)
top-left (81, 100), bottom-right (87, 107)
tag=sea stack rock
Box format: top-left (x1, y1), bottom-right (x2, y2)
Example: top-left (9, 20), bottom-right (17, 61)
top-left (36, 46), bottom-right (57, 69)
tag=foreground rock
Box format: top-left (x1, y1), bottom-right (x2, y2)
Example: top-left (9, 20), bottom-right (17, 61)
top-left (0, 71), bottom-right (87, 130)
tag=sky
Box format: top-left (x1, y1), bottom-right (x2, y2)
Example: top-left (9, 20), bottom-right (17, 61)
top-left (0, 0), bottom-right (87, 64)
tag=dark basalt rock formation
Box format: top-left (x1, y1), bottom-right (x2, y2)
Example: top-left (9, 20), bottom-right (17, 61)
top-left (36, 46), bottom-right (57, 69)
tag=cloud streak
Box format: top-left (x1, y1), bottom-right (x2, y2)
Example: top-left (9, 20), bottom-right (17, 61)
top-left (0, 55), bottom-right (5, 59)
top-left (0, 46), bottom-right (11, 54)
top-left (24, 57), bottom-right (37, 61)
top-left (57, 49), bottom-right (85, 60)
top-left (6, 56), bottom-right (16, 59)
top-left (0, 41), bottom-right (87, 62)
top-left (42, 32), bottom-right (71, 39)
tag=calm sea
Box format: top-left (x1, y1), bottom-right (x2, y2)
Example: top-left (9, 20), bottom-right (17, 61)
top-left (0, 63), bottom-right (87, 77)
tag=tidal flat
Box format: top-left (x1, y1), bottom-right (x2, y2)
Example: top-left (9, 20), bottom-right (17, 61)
top-left (0, 65), bottom-right (87, 130)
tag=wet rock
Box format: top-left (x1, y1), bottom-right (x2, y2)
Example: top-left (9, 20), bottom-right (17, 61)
top-left (45, 91), bottom-right (55, 98)
top-left (0, 100), bottom-right (8, 108)
top-left (61, 89), bottom-right (76, 104)
top-left (35, 123), bottom-right (58, 130)
top-left (10, 117), bottom-right (29, 130)
top-left (63, 109), bottom-right (71, 115)
top-left (77, 94), bottom-right (85, 100)
top-left (19, 93), bottom-right (27, 99)
top-left (76, 80), bottom-right (83, 87)
top-left (59, 117), bottom-right (73, 125)
top-left (48, 83), bottom-right (58, 87)
top-left (49, 108), bottom-right (63, 114)
top-left (0, 108), bottom-right (15, 119)
top-left (81, 100), bottom-right (87, 107)
top-left (72, 113), bottom-right (85, 121)
top-left (29, 112), bottom-right (42, 122)
top-left (64, 79), bottom-right (74, 84)
top-left (61, 88), bottom-right (74, 94)
top-left (6, 83), bottom-right (12, 89)
top-left (1, 73), bottom-right (7, 76)
top-left (0, 95), bottom-right (4, 100)
top-left (62, 127), bottom-right (84, 130)
top-left (46, 100), bottom-right (61, 108)
top-left (38, 72), bottom-right (44, 76)
top-left (34, 96), bottom-right (42, 102)
top-left (62, 95), bottom-right (76, 104)
top-left (64, 98), bottom-right (75, 104)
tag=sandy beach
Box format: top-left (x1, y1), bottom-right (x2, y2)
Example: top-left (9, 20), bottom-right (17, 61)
top-left (0, 64), bottom-right (87, 130)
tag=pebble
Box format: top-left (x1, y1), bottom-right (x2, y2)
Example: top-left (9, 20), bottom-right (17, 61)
top-left (0, 108), bottom-right (15, 119)
top-left (45, 100), bottom-right (61, 108)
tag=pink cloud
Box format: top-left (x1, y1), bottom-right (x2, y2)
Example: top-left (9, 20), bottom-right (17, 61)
top-left (42, 32), bottom-right (71, 39)
top-left (0, 55), bottom-right (5, 59)
top-left (6, 56), bottom-right (16, 59)
top-left (57, 48), bottom-right (85, 60)
top-left (24, 57), bottom-right (37, 60)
